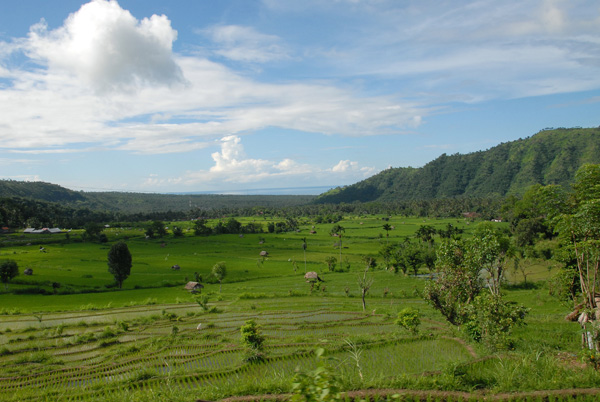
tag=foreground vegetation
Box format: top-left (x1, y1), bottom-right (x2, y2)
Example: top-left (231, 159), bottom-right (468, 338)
top-left (0, 211), bottom-right (597, 401)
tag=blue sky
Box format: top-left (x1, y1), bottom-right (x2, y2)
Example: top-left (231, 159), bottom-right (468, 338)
top-left (0, 0), bottom-right (599, 194)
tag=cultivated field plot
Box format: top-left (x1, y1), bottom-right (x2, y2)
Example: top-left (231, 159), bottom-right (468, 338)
top-left (0, 301), bottom-right (473, 401)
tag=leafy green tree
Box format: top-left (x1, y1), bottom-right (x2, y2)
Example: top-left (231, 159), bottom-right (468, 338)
top-left (423, 238), bottom-right (482, 326)
top-left (468, 223), bottom-right (511, 297)
top-left (463, 293), bottom-right (528, 350)
top-left (415, 224), bottom-right (436, 245)
top-left (438, 223), bottom-right (463, 239)
top-left (194, 219), bottom-right (212, 235)
top-left (151, 221), bottom-right (167, 237)
top-left (107, 241), bottom-right (132, 289)
top-left (172, 226), bottom-right (184, 237)
top-left (225, 218), bottom-right (242, 234)
top-left (513, 217), bottom-right (547, 247)
top-left (424, 226), bottom-right (528, 348)
top-left (397, 239), bottom-right (425, 276)
top-left (0, 259), bottom-right (18, 290)
top-left (547, 165), bottom-right (600, 348)
top-left (212, 261), bottom-right (227, 292)
top-left (378, 243), bottom-right (395, 270)
top-left (84, 222), bottom-right (103, 242)
top-left (144, 226), bottom-right (155, 238)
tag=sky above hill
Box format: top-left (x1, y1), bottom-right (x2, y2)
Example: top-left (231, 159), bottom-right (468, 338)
top-left (0, 0), bottom-right (599, 194)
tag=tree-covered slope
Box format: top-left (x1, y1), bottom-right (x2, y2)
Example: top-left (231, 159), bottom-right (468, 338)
top-left (0, 180), bottom-right (86, 203)
top-left (0, 181), bottom-right (316, 215)
top-left (315, 127), bottom-right (600, 203)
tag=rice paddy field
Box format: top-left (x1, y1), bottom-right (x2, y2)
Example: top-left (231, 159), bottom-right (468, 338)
top-left (0, 216), bottom-right (599, 401)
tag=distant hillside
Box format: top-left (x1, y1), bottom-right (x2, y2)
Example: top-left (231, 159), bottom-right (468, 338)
top-left (0, 182), bottom-right (316, 214)
top-left (0, 180), bottom-right (86, 203)
top-left (315, 127), bottom-right (600, 203)
top-left (82, 192), bottom-right (316, 213)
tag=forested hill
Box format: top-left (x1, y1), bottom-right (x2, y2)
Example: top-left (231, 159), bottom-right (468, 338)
top-left (0, 180), bottom-right (86, 203)
top-left (315, 127), bottom-right (600, 203)
top-left (0, 181), bottom-right (315, 214)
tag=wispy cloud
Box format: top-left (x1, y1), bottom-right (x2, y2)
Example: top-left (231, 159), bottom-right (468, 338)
top-left (280, 0), bottom-right (600, 101)
top-left (204, 25), bottom-right (290, 63)
top-left (0, 0), bottom-right (424, 156)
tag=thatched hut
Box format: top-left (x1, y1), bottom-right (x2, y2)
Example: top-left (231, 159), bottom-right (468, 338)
top-left (23, 268), bottom-right (33, 275)
top-left (259, 251), bottom-right (269, 257)
top-left (171, 264), bottom-right (181, 270)
top-left (184, 281), bottom-right (204, 293)
top-left (304, 271), bottom-right (324, 283)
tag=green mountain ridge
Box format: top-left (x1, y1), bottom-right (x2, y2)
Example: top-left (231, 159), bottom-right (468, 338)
top-left (315, 127), bottom-right (600, 203)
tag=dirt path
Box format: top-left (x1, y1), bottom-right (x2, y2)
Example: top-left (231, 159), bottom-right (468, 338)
top-left (440, 335), bottom-right (478, 358)
top-left (218, 387), bottom-right (600, 402)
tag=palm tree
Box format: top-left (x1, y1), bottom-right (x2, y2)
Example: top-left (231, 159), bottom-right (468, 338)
top-left (330, 224), bottom-right (345, 267)
top-left (382, 223), bottom-right (392, 243)
top-left (302, 237), bottom-right (307, 273)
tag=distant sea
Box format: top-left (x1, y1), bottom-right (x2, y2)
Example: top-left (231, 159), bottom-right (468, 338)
top-left (168, 185), bottom-right (335, 196)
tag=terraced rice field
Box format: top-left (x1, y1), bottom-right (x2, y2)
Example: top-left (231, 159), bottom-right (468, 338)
top-left (0, 299), bottom-right (474, 401)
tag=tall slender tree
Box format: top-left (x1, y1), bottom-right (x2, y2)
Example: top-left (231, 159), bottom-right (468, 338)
top-left (302, 237), bottom-right (307, 273)
top-left (546, 164), bottom-right (600, 350)
top-left (382, 223), bottom-right (392, 243)
top-left (330, 224), bottom-right (345, 266)
top-left (357, 268), bottom-right (374, 312)
top-left (212, 261), bottom-right (227, 293)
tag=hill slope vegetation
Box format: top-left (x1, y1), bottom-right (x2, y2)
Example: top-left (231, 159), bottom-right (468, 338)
top-left (315, 127), bottom-right (600, 203)
top-left (0, 181), bottom-right (315, 214)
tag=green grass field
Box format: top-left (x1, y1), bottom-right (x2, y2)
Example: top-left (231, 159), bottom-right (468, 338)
top-left (0, 216), bottom-right (597, 402)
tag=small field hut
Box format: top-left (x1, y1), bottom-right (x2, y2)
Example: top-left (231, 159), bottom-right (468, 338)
top-left (304, 271), bottom-right (324, 283)
top-left (184, 281), bottom-right (204, 293)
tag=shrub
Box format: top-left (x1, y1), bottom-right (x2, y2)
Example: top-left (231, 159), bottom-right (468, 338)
top-left (240, 319), bottom-right (265, 363)
top-left (395, 307), bottom-right (421, 334)
top-left (463, 293), bottom-right (529, 350)
top-left (239, 292), bottom-right (269, 300)
top-left (291, 348), bottom-right (343, 402)
top-left (13, 287), bottom-right (49, 295)
top-left (194, 294), bottom-right (210, 311)
top-left (96, 326), bottom-right (117, 340)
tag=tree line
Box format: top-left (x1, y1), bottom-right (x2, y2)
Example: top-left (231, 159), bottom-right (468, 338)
top-left (0, 193), bottom-right (504, 230)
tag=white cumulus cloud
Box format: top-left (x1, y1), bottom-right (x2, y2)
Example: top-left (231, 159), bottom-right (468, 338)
top-left (175, 136), bottom-right (375, 188)
top-left (24, 0), bottom-right (185, 93)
